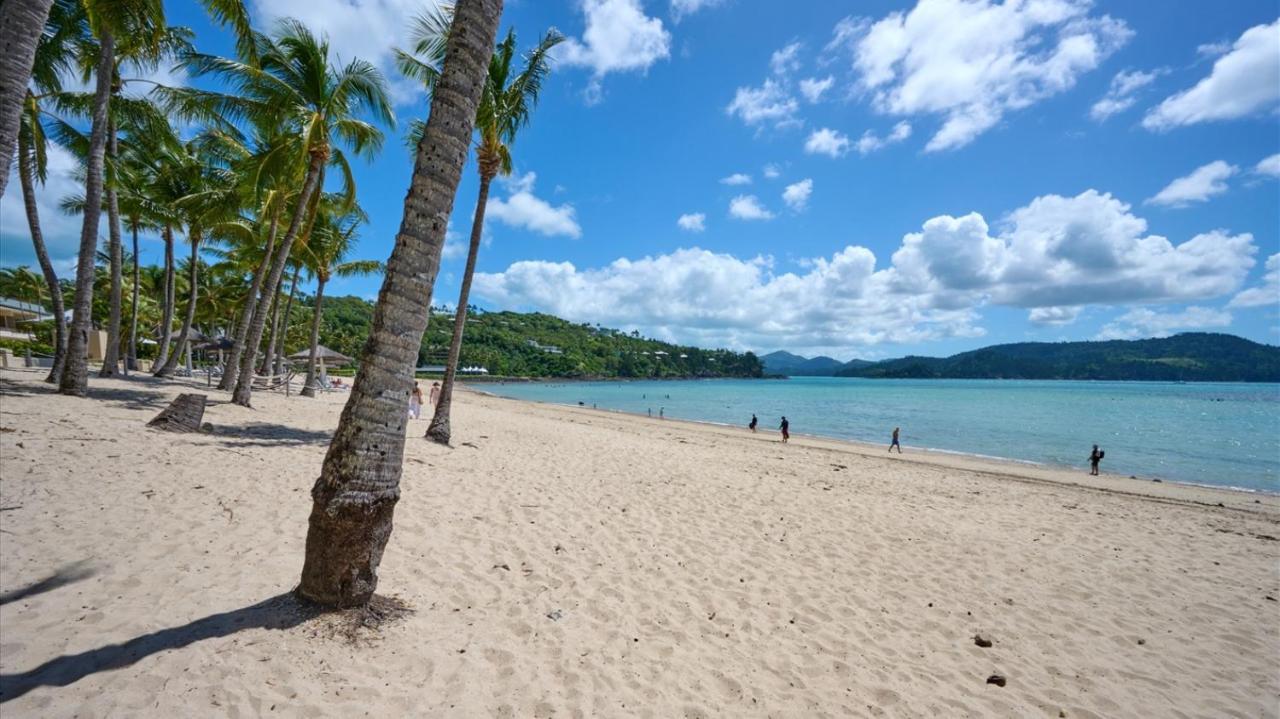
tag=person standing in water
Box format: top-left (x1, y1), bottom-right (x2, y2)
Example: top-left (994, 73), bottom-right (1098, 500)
top-left (779, 416), bottom-right (790, 443)
top-left (1089, 445), bottom-right (1105, 475)
top-left (749, 414), bottom-right (758, 432)
top-left (889, 427), bottom-right (902, 453)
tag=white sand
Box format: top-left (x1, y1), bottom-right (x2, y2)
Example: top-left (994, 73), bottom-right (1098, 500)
top-left (1, 368), bottom-right (1277, 717)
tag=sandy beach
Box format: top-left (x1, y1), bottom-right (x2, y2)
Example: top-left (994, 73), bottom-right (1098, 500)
top-left (1, 367), bottom-right (1277, 718)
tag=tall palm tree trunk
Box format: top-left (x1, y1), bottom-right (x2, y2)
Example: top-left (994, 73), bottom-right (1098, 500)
top-left (232, 153), bottom-right (325, 407)
top-left (425, 174), bottom-right (492, 444)
top-left (298, 0), bottom-right (501, 608)
top-left (127, 223), bottom-right (139, 371)
top-left (219, 212), bottom-right (279, 391)
top-left (271, 265), bottom-right (300, 376)
top-left (300, 274), bottom-right (327, 397)
top-left (154, 224), bottom-right (175, 367)
top-left (0, 0), bottom-right (55, 200)
top-left (154, 229), bottom-right (199, 377)
top-left (259, 283), bottom-right (280, 374)
top-left (18, 119), bottom-right (65, 383)
top-left (59, 32), bottom-right (114, 396)
top-left (100, 121), bottom-right (123, 377)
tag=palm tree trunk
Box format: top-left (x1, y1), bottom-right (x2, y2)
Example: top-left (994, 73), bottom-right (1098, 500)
top-left (99, 119), bottom-right (123, 377)
top-left (0, 0), bottom-right (55, 200)
top-left (232, 152), bottom-right (325, 407)
top-left (300, 274), bottom-right (327, 397)
top-left (297, 0), bottom-right (501, 608)
top-left (59, 31), bottom-right (114, 397)
top-left (18, 117), bottom-right (65, 383)
top-left (259, 283), bottom-right (280, 374)
top-left (219, 212), bottom-right (279, 391)
top-left (155, 224), bottom-right (175, 367)
top-left (425, 174), bottom-right (492, 445)
top-left (154, 229), bottom-right (199, 377)
top-left (127, 222), bottom-right (139, 371)
top-left (273, 266), bottom-right (300, 376)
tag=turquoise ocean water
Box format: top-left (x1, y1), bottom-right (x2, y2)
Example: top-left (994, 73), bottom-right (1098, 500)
top-left (479, 377), bottom-right (1280, 492)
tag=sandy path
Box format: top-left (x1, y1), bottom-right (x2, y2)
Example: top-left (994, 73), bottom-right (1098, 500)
top-left (1, 369), bottom-right (1276, 718)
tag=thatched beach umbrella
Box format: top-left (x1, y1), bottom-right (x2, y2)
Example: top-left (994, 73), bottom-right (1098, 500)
top-left (288, 345), bottom-right (355, 382)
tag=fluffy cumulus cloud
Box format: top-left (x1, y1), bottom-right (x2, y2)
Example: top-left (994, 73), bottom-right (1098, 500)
top-left (799, 75), bottom-right (834, 103)
top-left (726, 79), bottom-right (799, 128)
top-left (836, 0), bottom-right (1130, 151)
top-left (677, 212), bottom-right (706, 232)
top-left (1143, 19), bottom-right (1280, 130)
top-left (1147, 161), bottom-right (1237, 207)
top-left (1229, 253), bottom-right (1279, 309)
top-left (1096, 306), bottom-right (1233, 340)
top-left (782, 179), bottom-right (813, 212)
top-left (762, 163), bottom-right (781, 179)
top-left (855, 121), bottom-right (912, 155)
top-left (728, 195), bottom-right (774, 221)
top-left (1256, 153), bottom-right (1280, 178)
top-left (1, 144), bottom-right (91, 272)
top-left (558, 0), bottom-right (672, 102)
top-left (804, 127), bottom-right (851, 157)
top-left (474, 189), bottom-right (1258, 353)
top-left (720, 173), bottom-right (751, 185)
top-left (670, 0), bottom-right (725, 21)
top-left (1090, 69), bottom-right (1159, 121)
top-left (486, 173), bottom-right (582, 238)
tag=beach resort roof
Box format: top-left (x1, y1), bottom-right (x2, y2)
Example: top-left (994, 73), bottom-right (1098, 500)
top-left (287, 345), bottom-right (355, 364)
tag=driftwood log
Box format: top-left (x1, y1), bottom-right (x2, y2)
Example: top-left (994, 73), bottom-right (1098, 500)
top-left (147, 393), bottom-right (208, 432)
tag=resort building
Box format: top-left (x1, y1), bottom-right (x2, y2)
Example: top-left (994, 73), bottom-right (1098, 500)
top-left (0, 297), bottom-right (50, 341)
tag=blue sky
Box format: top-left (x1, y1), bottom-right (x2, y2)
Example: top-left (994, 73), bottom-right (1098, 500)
top-left (1, 0), bottom-right (1277, 359)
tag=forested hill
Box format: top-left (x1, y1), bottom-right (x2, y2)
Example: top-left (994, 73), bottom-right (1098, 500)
top-left (304, 297), bottom-right (763, 379)
top-left (830, 333), bottom-right (1280, 382)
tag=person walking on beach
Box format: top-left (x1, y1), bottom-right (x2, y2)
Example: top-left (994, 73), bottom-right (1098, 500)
top-left (429, 382), bottom-right (441, 406)
top-left (409, 383), bottom-right (424, 420)
top-left (889, 427), bottom-right (902, 453)
top-left (749, 414), bottom-right (758, 432)
top-left (779, 416), bottom-right (790, 443)
top-left (1089, 444), bottom-right (1105, 475)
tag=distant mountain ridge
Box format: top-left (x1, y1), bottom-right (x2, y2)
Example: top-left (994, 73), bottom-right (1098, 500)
top-left (764, 334), bottom-right (1280, 382)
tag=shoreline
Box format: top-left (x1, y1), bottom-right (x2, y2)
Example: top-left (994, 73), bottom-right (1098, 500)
top-left (464, 384), bottom-right (1280, 512)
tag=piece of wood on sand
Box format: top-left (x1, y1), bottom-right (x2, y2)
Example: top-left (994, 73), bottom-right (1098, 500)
top-left (148, 393), bottom-right (208, 433)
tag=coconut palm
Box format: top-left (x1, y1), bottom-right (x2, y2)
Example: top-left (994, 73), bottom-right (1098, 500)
top-left (297, 200), bottom-right (381, 397)
top-left (0, 0), bottom-right (57, 199)
top-left (164, 19), bottom-right (393, 406)
top-left (297, 0), bottom-right (501, 608)
top-left (421, 26), bottom-right (563, 445)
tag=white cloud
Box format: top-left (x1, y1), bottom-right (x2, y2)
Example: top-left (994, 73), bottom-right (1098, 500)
top-left (838, 0), bottom-right (1131, 151)
top-left (558, 0), bottom-right (672, 103)
top-left (486, 172), bottom-right (582, 238)
top-left (670, 0), bottom-right (725, 21)
top-left (677, 212), bottom-right (706, 232)
top-left (1147, 160), bottom-right (1237, 207)
top-left (726, 78), bottom-right (799, 128)
top-left (798, 75), bottom-right (834, 103)
top-left (1028, 306), bottom-right (1081, 326)
top-left (474, 189), bottom-right (1258, 354)
top-left (1090, 69), bottom-right (1159, 121)
top-left (1229, 253), bottom-right (1279, 309)
top-left (1197, 40), bottom-right (1233, 58)
top-left (719, 173), bottom-right (751, 185)
top-left (1143, 19), bottom-right (1280, 130)
top-left (770, 42), bottom-right (803, 77)
top-left (804, 127), bottom-right (850, 157)
top-left (855, 121), bottom-right (912, 154)
top-left (1256, 153), bottom-right (1280, 178)
top-left (782, 179), bottom-right (813, 212)
top-left (762, 163), bottom-right (781, 179)
top-left (1096, 306), bottom-right (1232, 340)
top-left (728, 195), bottom-right (774, 221)
top-left (1, 143), bottom-right (90, 272)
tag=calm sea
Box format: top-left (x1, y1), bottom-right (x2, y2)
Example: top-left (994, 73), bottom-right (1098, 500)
top-left (478, 377), bottom-right (1280, 493)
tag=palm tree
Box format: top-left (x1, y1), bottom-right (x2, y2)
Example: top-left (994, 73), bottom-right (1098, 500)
top-left (297, 0), bottom-right (502, 608)
top-left (0, 0), bottom-right (57, 199)
top-left (298, 200), bottom-right (381, 397)
top-left (422, 26), bottom-right (562, 445)
top-left (0, 267), bottom-right (47, 303)
top-left (166, 19), bottom-right (393, 406)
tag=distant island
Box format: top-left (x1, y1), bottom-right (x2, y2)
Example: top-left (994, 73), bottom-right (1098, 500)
top-left (762, 334), bottom-right (1280, 382)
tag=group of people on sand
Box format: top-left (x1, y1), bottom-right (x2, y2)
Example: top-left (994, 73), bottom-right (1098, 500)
top-left (748, 413), bottom-right (902, 451)
top-left (409, 381), bottom-right (440, 420)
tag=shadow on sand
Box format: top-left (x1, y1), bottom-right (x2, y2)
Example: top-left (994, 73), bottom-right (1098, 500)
top-left (208, 422), bottom-right (332, 447)
top-left (0, 593), bottom-right (321, 703)
top-left (0, 378), bottom-right (165, 412)
top-left (0, 561), bottom-right (97, 607)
